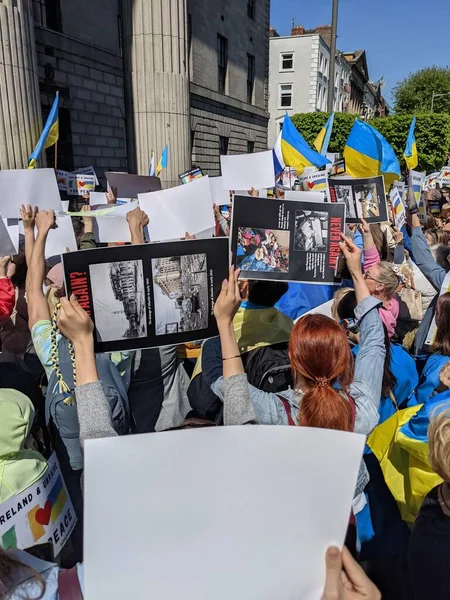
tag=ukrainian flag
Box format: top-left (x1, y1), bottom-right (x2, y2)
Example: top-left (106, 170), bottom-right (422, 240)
top-left (344, 119), bottom-right (400, 189)
top-left (404, 116), bottom-right (418, 171)
top-left (314, 112), bottom-right (335, 156)
top-left (156, 145), bottom-right (168, 176)
top-left (28, 92), bottom-right (59, 169)
top-left (281, 113), bottom-right (330, 174)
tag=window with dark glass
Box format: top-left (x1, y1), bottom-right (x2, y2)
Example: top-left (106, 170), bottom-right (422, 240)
top-left (247, 0), bottom-right (255, 19)
top-left (32, 0), bottom-right (62, 32)
top-left (281, 53), bottom-right (294, 71)
top-left (247, 54), bottom-right (255, 104)
top-left (280, 84), bottom-right (293, 108)
top-left (217, 34), bottom-right (228, 94)
top-left (219, 136), bottom-right (229, 156)
top-left (247, 141), bottom-right (255, 154)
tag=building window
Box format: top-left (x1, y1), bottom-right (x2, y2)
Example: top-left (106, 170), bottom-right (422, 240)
top-left (33, 0), bottom-right (62, 31)
top-left (247, 0), bottom-right (255, 19)
top-left (217, 34), bottom-right (228, 95)
top-left (280, 52), bottom-right (294, 71)
top-left (279, 83), bottom-right (293, 108)
top-left (324, 57), bottom-right (329, 77)
top-left (247, 141), bottom-right (255, 154)
top-left (219, 136), bottom-right (229, 156)
top-left (247, 54), bottom-right (255, 104)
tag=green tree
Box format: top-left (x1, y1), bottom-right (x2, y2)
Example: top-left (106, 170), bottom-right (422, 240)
top-left (393, 66), bottom-right (450, 114)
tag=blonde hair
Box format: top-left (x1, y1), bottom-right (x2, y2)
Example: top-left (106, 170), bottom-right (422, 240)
top-left (331, 287), bottom-right (353, 321)
top-left (428, 403), bottom-right (450, 482)
top-left (45, 286), bottom-right (60, 316)
top-left (376, 261), bottom-right (400, 299)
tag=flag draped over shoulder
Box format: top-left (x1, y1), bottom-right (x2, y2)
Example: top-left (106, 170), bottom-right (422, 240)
top-left (344, 119), bottom-right (400, 189)
top-left (404, 116), bottom-right (419, 171)
top-left (156, 145), bottom-right (168, 176)
top-left (314, 112), bottom-right (335, 156)
top-left (28, 92), bottom-right (59, 169)
top-left (280, 113), bottom-right (330, 174)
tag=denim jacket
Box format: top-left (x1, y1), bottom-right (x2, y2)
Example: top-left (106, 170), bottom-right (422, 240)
top-left (210, 296), bottom-right (385, 436)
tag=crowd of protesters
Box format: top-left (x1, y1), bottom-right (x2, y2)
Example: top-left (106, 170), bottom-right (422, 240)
top-left (1, 178), bottom-right (450, 600)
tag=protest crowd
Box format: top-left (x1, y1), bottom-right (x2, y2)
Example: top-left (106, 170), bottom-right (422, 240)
top-left (1, 108), bottom-right (450, 600)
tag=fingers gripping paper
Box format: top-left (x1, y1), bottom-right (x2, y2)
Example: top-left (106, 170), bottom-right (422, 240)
top-left (84, 426), bottom-right (365, 600)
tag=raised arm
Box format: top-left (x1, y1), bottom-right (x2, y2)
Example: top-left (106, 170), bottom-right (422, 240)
top-left (19, 204), bottom-right (38, 266)
top-left (26, 209), bottom-right (55, 329)
top-left (410, 212), bottom-right (446, 291)
top-left (360, 218), bottom-right (380, 271)
top-left (57, 295), bottom-right (117, 445)
top-left (126, 206), bottom-right (149, 245)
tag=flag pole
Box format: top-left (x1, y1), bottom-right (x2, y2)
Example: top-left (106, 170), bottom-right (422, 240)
top-left (54, 139), bottom-right (58, 171)
top-left (327, 0), bottom-right (339, 112)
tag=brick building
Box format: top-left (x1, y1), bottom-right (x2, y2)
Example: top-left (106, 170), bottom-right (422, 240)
top-left (0, 0), bottom-right (270, 187)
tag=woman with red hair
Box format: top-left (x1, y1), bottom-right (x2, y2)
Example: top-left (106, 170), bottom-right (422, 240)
top-left (208, 234), bottom-right (385, 439)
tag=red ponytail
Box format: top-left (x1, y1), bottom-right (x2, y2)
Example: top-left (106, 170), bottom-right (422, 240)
top-left (289, 315), bottom-right (354, 432)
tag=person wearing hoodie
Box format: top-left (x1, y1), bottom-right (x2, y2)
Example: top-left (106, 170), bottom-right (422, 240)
top-left (361, 219), bottom-right (400, 338)
top-left (0, 388), bottom-right (48, 503)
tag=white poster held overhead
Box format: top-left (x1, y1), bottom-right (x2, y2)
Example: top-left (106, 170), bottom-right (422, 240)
top-left (84, 426), bottom-right (365, 600)
top-left (0, 453), bottom-right (77, 557)
top-left (90, 191), bottom-right (108, 206)
top-left (138, 176), bottom-right (215, 241)
top-left (28, 216), bottom-right (77, 259)
top-left (95, 203), bottom-right (136, 243)
top-left (437, 167), bottom-right (450, 188)
top-left (209, 176), bottom-right (230, 206)
top-left (220, 151), bottom-right (275, 191)
top-left (0, 168), bottom-right (63, 219)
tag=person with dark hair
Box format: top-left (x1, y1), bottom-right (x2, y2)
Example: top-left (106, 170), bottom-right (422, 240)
top-left (188, 279), bottom-right (292, 421)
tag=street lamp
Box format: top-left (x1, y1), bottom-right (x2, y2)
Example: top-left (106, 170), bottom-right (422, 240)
top-left (327, 0), bottom-right (339, 112)
top-left (431, 91), bottom-right (450, 112)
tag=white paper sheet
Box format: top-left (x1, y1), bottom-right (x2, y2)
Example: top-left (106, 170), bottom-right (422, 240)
top-left (220, 151), bottom-right (275, 191)
top-left (84, 426), bottom-right (365, 600)
top-left (0, 168), bottom-right (62, 218)
top-left (44, 216), bottom-right (77, 259)
top-left (209, 176), bottom-right (231, 205)
top-left (284, 191), bottom-right (325, 202)
top-left (2, 218), bottom-right (19, 253)
top-left (295, 299), bottom-right (334, 322)
top-left (90, 191), bottom-right (108, 205)
top-left (61, 200), bottom-right (70, 212)
top-left (234, 189), bottom-right (268, 198)
top-left (138, 176), bottom-right (215, 241)
top-left (95, 203), bottom-right (136, 243)
top-left (0, 218), bottom-right (17, 255)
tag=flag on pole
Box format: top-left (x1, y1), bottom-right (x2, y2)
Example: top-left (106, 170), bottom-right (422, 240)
top-left (280, 113), bottom-right (330, 174)
top-left (404, 116), bottom-right (419, 171)
top-left (343, 119), bottom-right (400, 190)
top-left (148, 151), bottom-right (155, 176)
top-left (156, 145), bottom-right (168, 177)
top-left (28, 92), bottom-right (59, 169)
top-left (314, 112), bottom-right (335, 156)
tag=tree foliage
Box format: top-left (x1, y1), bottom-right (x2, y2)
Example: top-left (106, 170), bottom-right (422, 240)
top-left (291, 112), bottom-right (450, 174)
top-left (393, 66), bottom-right (450, 114)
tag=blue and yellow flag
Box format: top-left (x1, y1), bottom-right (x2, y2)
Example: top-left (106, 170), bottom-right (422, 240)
top-left (314, 112), bottom-right (335, 156)
top-left (404, 116), bottom-right (418, 171)
top-left (28, 92), bottom-right (59, 169)
top-left (344, 119), bottom-right (400, 189)
top-left (156, 145), bottom-right (168, 177)
top-left (281, 113), bottom-right (330, 174)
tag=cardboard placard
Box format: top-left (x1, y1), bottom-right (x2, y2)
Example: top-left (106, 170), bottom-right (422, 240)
top-left (105, 172), bottom-right (162, 198)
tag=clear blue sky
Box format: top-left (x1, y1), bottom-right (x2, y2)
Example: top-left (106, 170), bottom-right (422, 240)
top-left (271, 0), bottom-right (449, 105)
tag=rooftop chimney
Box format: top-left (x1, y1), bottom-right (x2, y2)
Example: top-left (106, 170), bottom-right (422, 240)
top-left (291, 25), bottom-right (305, 36)
top-left (315, 25), bottom-right (332, 48)
top-left (269, 26), bottom-right (279, 38)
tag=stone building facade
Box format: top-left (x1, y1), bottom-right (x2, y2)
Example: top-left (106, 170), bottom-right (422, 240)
top-left (0, 0), bottom-right (269, 187)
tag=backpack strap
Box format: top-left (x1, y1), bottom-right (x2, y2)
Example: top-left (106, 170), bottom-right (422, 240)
top-left (58, 566), bottom-right (83, 600)
top-left (277, 395), bottom-right (296, 426)
top-left (345, 392), bottom-right (356, 429)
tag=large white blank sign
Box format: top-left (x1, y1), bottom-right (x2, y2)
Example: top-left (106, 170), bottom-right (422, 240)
top-left (0, 168), bottom-right (62, 218)
top-left (84, 426), bottom-right (365, 600)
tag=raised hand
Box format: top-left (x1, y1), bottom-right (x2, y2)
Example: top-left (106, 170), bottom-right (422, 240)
top-left (19, 204), bottom-right (38, 230)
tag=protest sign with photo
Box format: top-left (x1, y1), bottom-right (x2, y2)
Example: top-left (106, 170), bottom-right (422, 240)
top-left (179, 167), bottom-right (204, 184)
top-left (282, 167), bottom-right (298, 189)
top-left (230, 195), bottom-right (345, 284)
top-left (390, 187), bottom-right (406, 230)
top-left (56, 169), bottom-right (69, 192)
top-left (68, 174), bottom-right (96, 196)
top-left (62, 238), bottom-right (229, 353)
top-left (328, 175), bottom-right (388, 224)
top-left (0, 453), bottom-right (77, 557)
top-left (106, 172), bottom-right (162, 198)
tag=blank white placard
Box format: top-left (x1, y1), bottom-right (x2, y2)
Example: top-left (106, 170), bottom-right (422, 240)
top-left (90, 191), bottom-right (108, 205)
top-left (220, 151), bottom-right (275, 191)
top-left (209, 176), bottom-right (230, 205)
top-left (295, 299), bottom-right (334, 323)
top-left (95, 203), bottom-right (136, 243)
top-left (44, 215), bottom-right (77, 259)
top-left (138, 176), bottom-right (214, 242)
top-left (0, 168), bottom-right (62, 218)
top-left (284, 191), bottom-right (325, 202)
top-left (84, 426), bottom-right (365, 600)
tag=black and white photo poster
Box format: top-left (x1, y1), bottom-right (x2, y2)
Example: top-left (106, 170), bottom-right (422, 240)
top-left (230, 195), bottom-right (345, 284)
top-left (328, 175), bottom-right (388, 224)
top-left (62, 238), bottom-right (229, 353)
